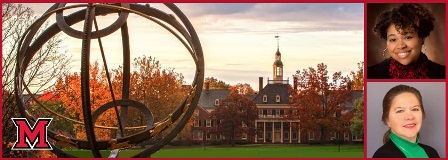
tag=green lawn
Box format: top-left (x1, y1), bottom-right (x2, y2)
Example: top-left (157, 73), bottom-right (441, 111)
top-left (64, 144), bottom-right (364, 158)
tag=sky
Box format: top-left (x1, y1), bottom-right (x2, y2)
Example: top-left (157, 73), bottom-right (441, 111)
top-left (20, 3), bottom-right (364, 91)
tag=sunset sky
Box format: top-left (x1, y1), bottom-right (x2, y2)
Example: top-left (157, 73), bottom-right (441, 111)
top-left (21, 3), bottom-right (364, 91)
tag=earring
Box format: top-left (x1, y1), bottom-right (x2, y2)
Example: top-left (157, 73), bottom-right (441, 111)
top-left (424, 45), bottom-right (427, 54)
top-left (382, 48), bottom-right (387, 58)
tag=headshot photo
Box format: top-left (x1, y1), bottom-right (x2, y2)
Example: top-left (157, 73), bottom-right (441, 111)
top-left (366, 82), bottom-right (445, 158)
top-left (367, 3), bottom-right (446, 79)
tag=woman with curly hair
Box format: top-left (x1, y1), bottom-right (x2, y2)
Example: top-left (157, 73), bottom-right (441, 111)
top-left (367, 4), bottom-right (445, 79)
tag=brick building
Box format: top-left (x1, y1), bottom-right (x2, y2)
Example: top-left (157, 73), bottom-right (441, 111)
top-left (190, 39), bottom-right (363, 144)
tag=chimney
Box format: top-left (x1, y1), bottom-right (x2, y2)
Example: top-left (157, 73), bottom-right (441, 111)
top-left (205, 82), bottom-right (210, 93)
top-left (293, 76), bottom-right (298, 90)
top-left (259, 77), bottom-right (263, 92)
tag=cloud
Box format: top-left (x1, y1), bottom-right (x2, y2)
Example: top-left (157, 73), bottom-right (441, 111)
top-left (21, 3), bottom-right (363, 32)
top-left (177, 3), bottom-right (257, 16)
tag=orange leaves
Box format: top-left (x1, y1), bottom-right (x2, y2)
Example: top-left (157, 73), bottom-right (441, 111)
top-left (291, 63), bottom-right (353, 136)
top-left (54, 56), bottom-right (186, 139)
top-left (229, 83), bottom-right (256, 95)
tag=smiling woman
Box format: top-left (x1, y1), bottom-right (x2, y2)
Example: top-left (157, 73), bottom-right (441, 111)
top-left (373, 85), bottom-right (438, 158)
top-left (367, 83), bottom-right (445, 158)
top-left (367, 3), bottom-right (446, 79)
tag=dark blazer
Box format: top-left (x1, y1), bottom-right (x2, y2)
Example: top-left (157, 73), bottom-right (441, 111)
top-left (373, 140), bottom-right (440, 158)
top-left (367, 58), bottom-right (446, 79)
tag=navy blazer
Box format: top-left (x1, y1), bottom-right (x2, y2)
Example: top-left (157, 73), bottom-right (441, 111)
top-left (373, 140), bottom-right (440, 158)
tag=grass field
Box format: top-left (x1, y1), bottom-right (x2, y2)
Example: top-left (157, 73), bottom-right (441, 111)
top-left (64, 144), bottom-right (364, 158)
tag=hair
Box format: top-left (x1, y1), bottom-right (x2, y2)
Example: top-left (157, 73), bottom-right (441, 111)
top-left (381, 84), bottom-right (425, 144)
top-left (373, 3), bottom-right (435, 40)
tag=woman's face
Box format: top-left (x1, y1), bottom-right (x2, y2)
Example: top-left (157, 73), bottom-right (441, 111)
top-left (386, 24), bottom-right (424, 65)
top-left (386, 92), bottom-right (423, 142)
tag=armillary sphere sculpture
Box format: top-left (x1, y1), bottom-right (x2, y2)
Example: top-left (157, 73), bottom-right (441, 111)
top-left (14, 3), bottom-right (204, 158)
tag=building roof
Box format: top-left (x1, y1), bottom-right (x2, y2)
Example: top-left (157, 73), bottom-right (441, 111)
top-left (253, 83), bottom-right (291, 104)
top-left (345, 90), bottom-right (363, 109)
top-left (273, 60), bottom-right (283, 66)
top-left (197, 89), bottom-right (230, 109)
top-left (244, 94), bottom-right (257, 101)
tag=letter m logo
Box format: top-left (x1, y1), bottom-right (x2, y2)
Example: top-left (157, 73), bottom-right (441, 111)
top-left (11, 118), bottom-right (53, 150)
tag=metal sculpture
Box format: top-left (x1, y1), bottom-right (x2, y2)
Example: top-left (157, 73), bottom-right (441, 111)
top-left (14, 3), bottom-right (204, 158)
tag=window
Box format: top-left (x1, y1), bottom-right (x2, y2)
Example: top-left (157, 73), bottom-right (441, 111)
top-left (308, 132), bottom-right (314, 140)
top-left (352, 134), bottom-right (362, 141)
top-left (263, 95), bottom-right (267, 102)
top-left (194, 119), bottom-right (200, 127)
top-left (258, 132), bottom-right (263, 139)
top-left (344, 132), bottom-right (349, 140)
top-left (215, 99), bottom-right (220, 106)
top-left (258, 109), bottom-right (263, 117)
top-left (289, 95), bottom-right (293, 103)
top-left (292, 132), bottom-right (298, 140)
top-left (331, 132), bottom-right (336, 140)
top-left (284, 132), bottom-right (289, 140)
top-left (276, 109), bottom-right (280, 117)
top-left (194, 110), bottom-right (199, 116)
top-left (206, 133), bottom-right (211, 140)
top-left (242, 132), bottom-right (247, 140)
top-left (206, 119), bottom-right (212, 127)
top-left (267, 109), bottom-right (272, 117)
top-left (242, 121), bottom-right (247, 128)
top-left (276, 67), bottom-right (282, 76)
top-left (193, 131), bottom-right (203, 140)
top-left (276, 95), bottom-right (281, 102)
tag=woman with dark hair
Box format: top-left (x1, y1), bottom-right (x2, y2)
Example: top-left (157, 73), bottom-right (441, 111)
top-left (373, 84), bottom-right (439, 158)
top-left (367, 4), bottom-right (445, 79)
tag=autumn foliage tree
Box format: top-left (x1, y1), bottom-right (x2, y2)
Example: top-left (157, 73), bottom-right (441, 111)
top-left (53, 56), bottom-right (187, 142)
top-left (290, 63), bottom-right (352, 144)
top-left (211, 92), bottom-right (258, 147)
top-left (2, 3), bottom-right (68, 158)
top-left (204, 77), bottom-right (230, 89)
top-left (229, 83), bottom-right (256, 95)
top-left (28, 91), bottom-right (74, 137)
top-left (350, 61), bottom-right (364, 90)
top-left (55, 61), bottom-right (118, 140)
top-left (111, 56), bottom-right (188, 141)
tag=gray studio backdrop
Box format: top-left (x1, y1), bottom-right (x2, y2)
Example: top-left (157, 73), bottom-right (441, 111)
top-left (366, 82), bottom-right (446, 158)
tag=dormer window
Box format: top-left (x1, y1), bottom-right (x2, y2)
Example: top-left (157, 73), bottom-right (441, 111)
top-left (263, 95), bottom-right (267, 102)
top-left (194, 110), bottom-right (199, 116)
top-left (215, 99), bottom-right (220, 106)
top-left (276, 95), bottom-right (281, 102)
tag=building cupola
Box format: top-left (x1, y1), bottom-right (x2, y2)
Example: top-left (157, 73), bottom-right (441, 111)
top-left (273, 34), bottom-right (283, 82)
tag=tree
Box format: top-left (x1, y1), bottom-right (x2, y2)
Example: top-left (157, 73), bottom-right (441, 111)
top-left (29, 91), bottom-right (74, 137)
top-left (229, 83), bottom-right (256, 95)
top-left (291, 63), bottom-right (352, 144)
top-left (350, 61), bottom-right (364, 90)
top-left (53, 56), bottom-right (188, 142)
top-left (55, 62), bottom-right (117, 140)
top-left (112, 56), bottom-right (188, 129)
top-left (350, 93), bottom-right (364, 140)
top-left (2, 3), bottom-right (69, 158)
top-left (204, 77), bottom-right (230, 89)
top-left (211, 92), bottom-right (258, 147)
